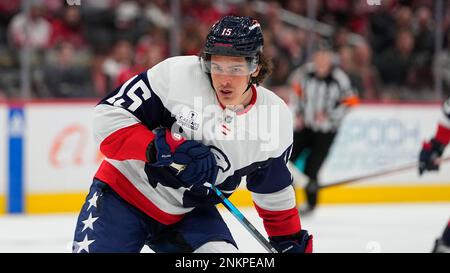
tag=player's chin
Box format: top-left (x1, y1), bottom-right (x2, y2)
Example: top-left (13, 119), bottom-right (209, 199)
top-left (218, 94), bottom-right (235, 105)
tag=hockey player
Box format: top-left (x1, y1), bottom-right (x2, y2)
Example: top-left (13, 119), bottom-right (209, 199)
top-left (418, 97), bottom-right (450, 253)
top-left (288, 44), bottom-right (359, 214)
top-left (72, 16), bottom-right (313, 253)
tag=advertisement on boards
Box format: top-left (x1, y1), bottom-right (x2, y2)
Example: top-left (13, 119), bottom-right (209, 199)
top-left (24, 103), bottom-right (100, 194)
top-left (320, 105), bottom-right (450, 186)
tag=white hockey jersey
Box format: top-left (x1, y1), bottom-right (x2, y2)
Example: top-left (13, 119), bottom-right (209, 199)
top-left (93, 56), bottom-right (300, 236)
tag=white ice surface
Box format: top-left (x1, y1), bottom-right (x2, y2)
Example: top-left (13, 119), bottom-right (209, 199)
top-left (0, 203), bottom-right (449, 253)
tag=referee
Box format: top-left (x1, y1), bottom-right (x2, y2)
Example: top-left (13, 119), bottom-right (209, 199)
top-left (289, 45), bottom-right (359, 215)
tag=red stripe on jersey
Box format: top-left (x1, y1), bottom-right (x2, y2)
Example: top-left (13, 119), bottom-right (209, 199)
top-left (253, 202), bottom-right (301, 237)
top-left (435, 124), bottom-right (450, 146)
top-left (94, 161), bottom-right (185, 225)
top-left (99, 123), bottom-right (155, 162)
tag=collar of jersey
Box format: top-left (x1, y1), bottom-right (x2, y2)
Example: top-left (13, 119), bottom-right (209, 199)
top-left (217, 85), bottom-right (257, 116)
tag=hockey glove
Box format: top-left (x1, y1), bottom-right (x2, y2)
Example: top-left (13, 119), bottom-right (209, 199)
top-left (419, 138), bottom-right (446, 175)
top-left (269, 230), bottom-right (313, 253)
top-left (147, 128), bottom-right (218, 187)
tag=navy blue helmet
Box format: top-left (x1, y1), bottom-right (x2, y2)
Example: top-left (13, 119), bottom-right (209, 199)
top-left (203, 16), bottom-right (264, 58)
top-left (201, 16), bottom-right (264, 75)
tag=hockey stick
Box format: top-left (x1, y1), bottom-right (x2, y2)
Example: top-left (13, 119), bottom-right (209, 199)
top-left (318, 156), bottom-right (450, 189)
top-left (210, 184), bottom-right (278, 253)
top-left (169, 162), bottom-right (278, 253)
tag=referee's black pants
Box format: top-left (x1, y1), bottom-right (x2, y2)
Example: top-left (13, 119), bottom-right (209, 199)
top-left (290, 127), bottom-right (336, 208)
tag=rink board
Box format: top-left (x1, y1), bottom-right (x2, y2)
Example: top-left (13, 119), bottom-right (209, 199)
top-left (0, 104), bottom-right (6, 214)
top-left (320, 104), bottom-right (450, 185)
top-left (24, 102), bottom-right (99, 213)
top-left (24, 103), bottom-right (99, 193)
top-left (1, 102), bottom-right (450, 214)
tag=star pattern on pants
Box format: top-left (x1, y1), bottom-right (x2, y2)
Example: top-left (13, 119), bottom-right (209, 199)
top-left (87, 192), bottom-right (99, 211)
top-left (81, 212), bottom-right (99, 232)
top-left (74, 234), bottom-right (95, 253)
top-left (73, 190), bottom-right (101, 253)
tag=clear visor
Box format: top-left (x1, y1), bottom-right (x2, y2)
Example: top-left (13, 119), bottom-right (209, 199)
top-left (201, 58), bottom-right (258, 76)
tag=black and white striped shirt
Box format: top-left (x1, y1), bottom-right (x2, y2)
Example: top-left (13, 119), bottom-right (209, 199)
top-left (289, 63), bottom-right (359, 133)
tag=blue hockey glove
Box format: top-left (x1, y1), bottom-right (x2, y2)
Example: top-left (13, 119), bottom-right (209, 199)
top-left (419, 138), bottom-right (445, 175)
top-left (269, 230), bottom-right (313, 253)
top-left (147, 128), bottom-right (218, 187)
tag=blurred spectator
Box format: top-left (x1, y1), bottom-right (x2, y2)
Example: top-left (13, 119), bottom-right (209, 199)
top-left (435, 31), bottom-right (450, 98)
top-left (0, 0), bottom-right (21, 44)
top-left (49, 6), bottom-right (86, 48)
top-left (374, 29), bottom-right (415, 89)
top-left (91, 55), bottom-right (108, 97)
top-left (413, 6), bottom-right (434, 56)
top-left (411, 5), bottom-right (434, 89)
top-left (0, 0), bottom-right (21, 17)
top-left (275, 27), bottom-right (305, 69)
top-left (183, 0), bottom-right (222, 25)
top-left (268, 56), bottom-right (292, 86)
top-left (0, 0), bottom-right (443, 100)
top-left (346, 0), bottom-right (373, 36)
top-left (338, 45), bottom-right (363, 96)
top-left (321, 0), bottom-right (351, 27)
top-left (81, 0), bottom-right (117, 55)
top-left (180, 20), bottom-right (206, 55)
top-left (114, 0), bottom-right (148, 44)
top-left (233, 0), bottom-right (258, 18)
top-left (284, 0), bottom-right (306, 16)
top-left (144, 0), bottom-right (172, 29)
top-left (115, 43), bottom-right (165, 86)
top-left (136, 26), bottom-right (169, 59)
top-left (395, 6), bottom-right (413, 31)
top-left (43, 0), bottom-right (65, 21)
top-left (8, 1), bottom-right (51, 50)
top-left (332, 27), bottom-right (350, 50)
top-left (368, 1), bottom-right (396, 55)
top-left (352, 42), bottom-right (381, 100)
top-left (102, 39), bottom-right (133, 91)
top-left (41, 42), bottom-right (91, 98)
